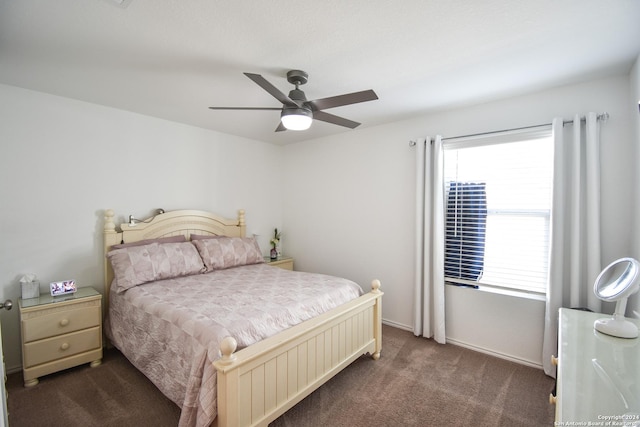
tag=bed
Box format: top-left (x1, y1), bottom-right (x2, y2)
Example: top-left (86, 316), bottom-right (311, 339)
top-left (102, 208), bottom-right (383, 427)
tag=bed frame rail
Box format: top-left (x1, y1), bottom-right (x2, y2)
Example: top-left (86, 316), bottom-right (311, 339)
top-left (214, 280), bottom-right (383, 427)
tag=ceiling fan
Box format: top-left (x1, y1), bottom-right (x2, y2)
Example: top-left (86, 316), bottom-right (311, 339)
top-left (209, 70), bottom-right (378, 132)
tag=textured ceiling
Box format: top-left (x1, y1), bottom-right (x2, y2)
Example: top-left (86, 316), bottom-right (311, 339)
top-left (1, 0), bottom-right (639, 145)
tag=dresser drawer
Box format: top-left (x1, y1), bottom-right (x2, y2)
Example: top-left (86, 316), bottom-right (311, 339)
top-left (22, 305), bottom-right (100, 343)
top-left (23, 326), bottom-right (101, 368)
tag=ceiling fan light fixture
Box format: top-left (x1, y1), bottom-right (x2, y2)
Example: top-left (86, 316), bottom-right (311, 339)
top-left (281, 108), bottom-right (313, 131)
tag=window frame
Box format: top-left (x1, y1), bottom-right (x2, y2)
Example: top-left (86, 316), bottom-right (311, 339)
top-left (442, 126), bottom-right (553, 296)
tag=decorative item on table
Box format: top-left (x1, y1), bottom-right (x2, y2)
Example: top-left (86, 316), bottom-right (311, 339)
top-left (270, 228), bottom-right (281, 260)
top-left (50, 280), bottom-right (77, 297)
top-left (593, 257), bottom-right (640, 338)
top-left (19, 273), bottom-right (40, 299)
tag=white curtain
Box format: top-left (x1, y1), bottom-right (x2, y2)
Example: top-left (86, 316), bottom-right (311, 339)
top-left (414, 136), bottom-right (446, 343)
top-left (542, 113), bottom-right (602, 377)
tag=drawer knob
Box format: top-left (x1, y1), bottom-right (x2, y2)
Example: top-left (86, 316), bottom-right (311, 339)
top-left (59, 319), bottom-right (69, 327)
top-left (60, 342), bottom-right (70, 351)
top-left (549, 393), bottom-right (557, 405)
top-left (551, 355), bottom-right (558, 366)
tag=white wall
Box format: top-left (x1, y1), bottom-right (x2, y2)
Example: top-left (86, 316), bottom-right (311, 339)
top-left (283, 74), bottom-right (635, 367)
top-left (0, 84), bottom-right (284, 371)
top-left (629, 54), bottom-right (640, 317)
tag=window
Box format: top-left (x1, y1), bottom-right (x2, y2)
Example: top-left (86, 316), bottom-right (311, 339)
top-left (442, 129), bottom-right (553, 295)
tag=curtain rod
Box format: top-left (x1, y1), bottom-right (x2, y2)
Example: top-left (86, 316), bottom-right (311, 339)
top-left (408, 112), bottom-right (609, 146)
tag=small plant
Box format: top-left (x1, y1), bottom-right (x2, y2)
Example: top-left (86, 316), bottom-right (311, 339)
top-left (270, 228), bottom-right (281, 249)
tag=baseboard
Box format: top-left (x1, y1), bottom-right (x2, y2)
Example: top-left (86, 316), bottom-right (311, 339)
top-left (446, 337), bottom-right (543, 369)
top-left (7, 364), bottom-right (22, 375)
top-left (382, 320), bottom-right (542, 369)
top-left (382, 319), bottom-right (412, 331)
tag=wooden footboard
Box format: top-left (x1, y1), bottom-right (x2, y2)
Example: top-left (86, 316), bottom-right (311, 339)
top-left (213, 280), bottom-right (383, 427)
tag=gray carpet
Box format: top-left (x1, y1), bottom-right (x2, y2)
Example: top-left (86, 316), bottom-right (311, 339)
top-left (6, 325), bottom-right (555, 426)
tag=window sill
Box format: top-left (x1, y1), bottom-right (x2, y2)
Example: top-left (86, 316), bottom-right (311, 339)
top-left (445, 282), bottom-right (546, 302)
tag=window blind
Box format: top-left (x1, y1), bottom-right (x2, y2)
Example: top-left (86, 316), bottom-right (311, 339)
top-left (445, 182), bottom-right (487, 284)
top-left (442, 130), bottom-right (553, 294)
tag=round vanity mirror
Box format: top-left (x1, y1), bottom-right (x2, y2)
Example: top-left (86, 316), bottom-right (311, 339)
top-left (593, 257), bottom-right (640, 339)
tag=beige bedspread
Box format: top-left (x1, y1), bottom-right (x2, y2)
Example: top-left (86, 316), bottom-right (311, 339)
top-left (105, 263), bottom-right (363, 427)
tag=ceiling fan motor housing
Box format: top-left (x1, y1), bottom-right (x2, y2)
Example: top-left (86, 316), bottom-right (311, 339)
top-left (288, 88), bottom-right (308, 103)
top-left (286, 70), bottom-right (308, 86)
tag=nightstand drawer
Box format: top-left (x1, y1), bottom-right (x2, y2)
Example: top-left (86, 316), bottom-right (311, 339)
top-left (22, 305), bottom-right (100, 343)
top-left (23, 326), bottom-right (101, 367)
top-left (264, 257), bottom-right (294, 270)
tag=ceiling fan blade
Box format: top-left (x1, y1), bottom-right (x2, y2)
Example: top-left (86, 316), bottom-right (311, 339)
top-left (275, 122), bottom-right (287, 132)
top-left (313, 110), bottom-right (361, 129)
top-left (208, 107), bottom-right (281, 110)
top-left (309, 89), bottom-right (378, 111)
top-left (244, 73), bottom-right (299, 108)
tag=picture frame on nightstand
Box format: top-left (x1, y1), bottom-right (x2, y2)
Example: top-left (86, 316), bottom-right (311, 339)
top-left (49, 279), bottom-right (77, 296)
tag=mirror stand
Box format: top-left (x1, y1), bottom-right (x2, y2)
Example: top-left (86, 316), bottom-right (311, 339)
top-left (593, 257), bottom-right (640, 339)
top-left (594, 297), bottom-right (638, 338)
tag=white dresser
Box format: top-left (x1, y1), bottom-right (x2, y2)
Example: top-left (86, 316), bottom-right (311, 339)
top-left (554, 308), bottom-right (640, 424)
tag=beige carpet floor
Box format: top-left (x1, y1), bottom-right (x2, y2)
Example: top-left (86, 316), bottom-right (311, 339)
top-left (6, 325), bottom-right (555, 426)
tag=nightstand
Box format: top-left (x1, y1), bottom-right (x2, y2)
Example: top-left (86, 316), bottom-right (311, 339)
top-left (19, 287), bottom-right (103, 387)
top-left (264, 256), bottom-right (294, 270)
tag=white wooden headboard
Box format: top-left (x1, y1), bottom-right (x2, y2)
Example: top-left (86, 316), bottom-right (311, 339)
top-left (103, 208), bottom-right (246, 297)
